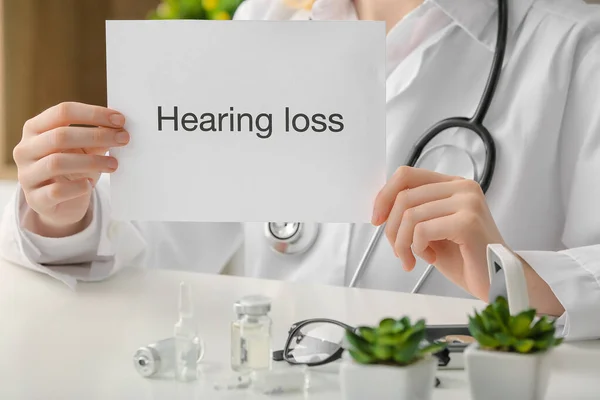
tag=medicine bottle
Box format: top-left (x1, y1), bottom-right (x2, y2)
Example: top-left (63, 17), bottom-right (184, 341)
top-left (134, 338), bottom-right (177, 378)
top-left (133, 337), bottom-right (204, 379)
top-left (230, 295), bottom-right (272, 373)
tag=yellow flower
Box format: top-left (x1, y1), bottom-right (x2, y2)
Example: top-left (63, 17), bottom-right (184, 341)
top-left (202, 0), bottom-right (219, 12)
top-left (213, 10), bottom-right (231, 20)
top-left (283, 0), bottom-right (315, 10)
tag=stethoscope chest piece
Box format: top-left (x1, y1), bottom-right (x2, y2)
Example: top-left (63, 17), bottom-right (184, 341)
top-left (265, 222), bottom-right (320, 255)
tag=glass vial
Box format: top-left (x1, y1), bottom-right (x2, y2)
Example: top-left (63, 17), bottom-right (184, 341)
top-left (134, 338), bottom-right (175, 378)
top-left (133, 337), bottom-right (204, 379)
top-left (230, 295), bottom-right (272, 373)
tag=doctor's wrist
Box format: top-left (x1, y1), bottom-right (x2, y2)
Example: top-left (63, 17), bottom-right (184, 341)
top-left (22, 204), bottom-right (93, 239)
top-left (514, 252), bottom-right (565, 317)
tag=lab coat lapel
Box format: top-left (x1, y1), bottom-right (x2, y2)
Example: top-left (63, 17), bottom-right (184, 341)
top-left (385, 4), bottom-right (454, 99)
top-left (431, 0), bottom-right (535, 50)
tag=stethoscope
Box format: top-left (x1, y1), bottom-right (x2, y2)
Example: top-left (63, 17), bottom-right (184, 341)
top-left (265, 0), bottom-right (508, 291)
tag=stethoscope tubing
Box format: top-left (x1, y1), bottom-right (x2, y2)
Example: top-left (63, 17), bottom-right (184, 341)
top-left (347, 224), bottom-right (434, 292)
top-left (348, 223), bottom-right (386, 287)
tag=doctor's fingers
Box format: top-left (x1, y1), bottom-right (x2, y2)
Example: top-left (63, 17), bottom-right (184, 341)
top-left (372, 167), bottom-right (460, 226)
top-left (383, 180), bottom-right (467, 246)
top-left (410, 210), bottom-right (484, 260)
top-left (25, 179), bottom-right (92, 212)
top-left (392, 197), bottom-right (462, 271)
top-left (19, 153), bottom-right (117, 190)
top-left (15, 127), bottom-right (129, 162)
top-left (22, 102), bottom-right (125, 136)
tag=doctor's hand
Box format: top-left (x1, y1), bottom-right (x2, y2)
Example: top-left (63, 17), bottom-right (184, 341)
top-left (13, 102), bottom-right (129, 237)
top-left (371, 167), bottom-right (506, 301)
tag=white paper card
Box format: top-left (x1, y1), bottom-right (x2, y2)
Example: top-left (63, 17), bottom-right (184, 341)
top-left (106, 20), bottom-right (386, 222)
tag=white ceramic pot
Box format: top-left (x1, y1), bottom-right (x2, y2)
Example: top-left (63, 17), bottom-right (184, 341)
top-left (339, 356), bottom-right (437, 400)
top-left (465, 343), bottom-right (552, 400)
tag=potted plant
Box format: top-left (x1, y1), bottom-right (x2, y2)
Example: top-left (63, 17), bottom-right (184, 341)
top-left (465, 296), bottom-right (563, 400)
top-left (339, 317), bottom-right (446, 400)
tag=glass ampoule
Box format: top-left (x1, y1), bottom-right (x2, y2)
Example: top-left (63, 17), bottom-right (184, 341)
top-left (174, 282), bottom-right (205, 382)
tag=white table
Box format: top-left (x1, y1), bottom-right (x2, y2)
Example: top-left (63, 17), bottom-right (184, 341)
top-left (1, 261), bottom-right (599, 400)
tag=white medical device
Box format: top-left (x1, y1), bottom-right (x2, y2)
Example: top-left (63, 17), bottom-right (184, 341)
top-left (431, 245), bottom-right (531, 371)
top-left (486, 244), bottom-right (530, 315)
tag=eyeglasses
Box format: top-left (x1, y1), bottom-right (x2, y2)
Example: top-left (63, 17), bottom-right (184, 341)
top-left (273, 318), bottom-right (467, 368)
top-left (272, 318), bottom-right (356, 367)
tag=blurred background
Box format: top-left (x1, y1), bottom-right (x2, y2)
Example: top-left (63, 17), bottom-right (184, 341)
top-left (0, 0), bottom-right (598, 181)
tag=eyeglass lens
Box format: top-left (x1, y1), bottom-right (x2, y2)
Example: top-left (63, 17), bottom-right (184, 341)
top-left (285, 322), bottom-right (347, 365)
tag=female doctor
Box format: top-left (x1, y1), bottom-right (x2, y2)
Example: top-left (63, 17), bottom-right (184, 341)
top-left (1, 0), bottom-right (600, 340)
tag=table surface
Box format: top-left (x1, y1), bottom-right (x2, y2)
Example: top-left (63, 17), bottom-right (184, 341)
top-left (1, 261), bottom-right (599, 400)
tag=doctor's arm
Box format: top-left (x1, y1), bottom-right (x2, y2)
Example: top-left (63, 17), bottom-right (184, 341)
top-left (515, 34), bottom-right (600, 341)
top-left (0, 103), bottom-right (147, 287)
top-left (370, 168), bottom-right (565, 316)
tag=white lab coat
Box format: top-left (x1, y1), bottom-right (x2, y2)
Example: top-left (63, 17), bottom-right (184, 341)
top-left (1, 0), bottom-right (600, 340)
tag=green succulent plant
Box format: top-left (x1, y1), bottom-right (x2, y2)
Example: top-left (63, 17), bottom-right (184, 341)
top-left (148, 0), bottom-right (245, 21)
top-left (345, 317), bottom-right (447, 367)
top-left (468, 296), bottom-right (563, 354)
